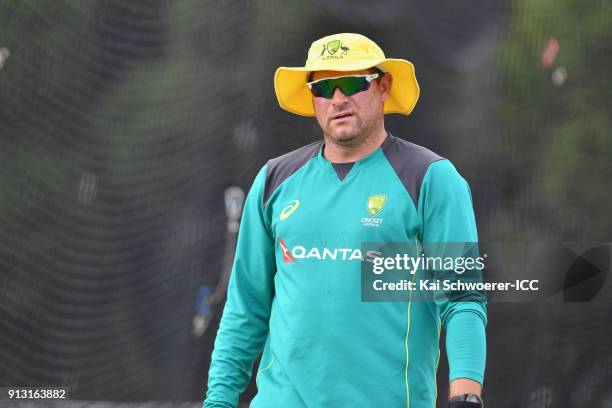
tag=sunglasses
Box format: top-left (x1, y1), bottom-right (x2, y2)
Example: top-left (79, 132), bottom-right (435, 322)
top-left (307, 73), bottom-right (379, 99)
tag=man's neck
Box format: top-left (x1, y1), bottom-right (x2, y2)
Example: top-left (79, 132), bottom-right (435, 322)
top-left (322, 128), bottom-right (388, 163)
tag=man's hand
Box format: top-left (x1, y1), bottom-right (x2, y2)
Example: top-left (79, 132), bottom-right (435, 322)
top-left (448, 378), bottom-right (483, 407)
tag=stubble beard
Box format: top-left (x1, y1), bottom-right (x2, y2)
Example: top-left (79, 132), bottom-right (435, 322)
top-left (324, 113), bottom-right (378, 148)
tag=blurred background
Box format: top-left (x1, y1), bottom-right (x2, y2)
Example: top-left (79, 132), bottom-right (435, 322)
top-left (1, 1), bottom-right (611, 407)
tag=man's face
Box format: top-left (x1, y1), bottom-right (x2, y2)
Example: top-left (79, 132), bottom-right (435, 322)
top-left (310, 69), bottom-right (392, 147)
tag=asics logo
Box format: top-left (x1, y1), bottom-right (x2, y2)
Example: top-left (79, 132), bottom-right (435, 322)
top-left (279, 200), bottom-right (300, 221)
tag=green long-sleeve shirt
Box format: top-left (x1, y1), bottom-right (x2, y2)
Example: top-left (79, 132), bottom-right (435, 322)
top-left (204, 134), bottom-right (486, 408)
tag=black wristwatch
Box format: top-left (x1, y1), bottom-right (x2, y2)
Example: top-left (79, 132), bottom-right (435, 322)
top-left (448, 394), bottom-right (483, 407)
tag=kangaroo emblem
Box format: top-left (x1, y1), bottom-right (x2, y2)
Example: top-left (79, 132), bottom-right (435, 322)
top-left (320, 43), bottom-right (328, 56)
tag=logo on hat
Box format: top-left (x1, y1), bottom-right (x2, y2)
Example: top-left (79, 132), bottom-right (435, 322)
top-left (321, 40), bottom-right (350, 60)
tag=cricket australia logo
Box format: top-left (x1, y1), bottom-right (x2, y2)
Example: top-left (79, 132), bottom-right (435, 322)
top-left (321, 40), bottom-right (350, 60)
top-left (362, 194), bottom-right (387, 227)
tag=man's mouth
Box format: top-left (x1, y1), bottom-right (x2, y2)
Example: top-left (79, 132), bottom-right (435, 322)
top-left (331, 113), bottom-right (353, 121)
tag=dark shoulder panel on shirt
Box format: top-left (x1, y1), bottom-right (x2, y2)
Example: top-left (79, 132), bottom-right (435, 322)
top-left (263, 139), bottom-right (323, 207)
top-left (381, 134), bottom-right (445, 210)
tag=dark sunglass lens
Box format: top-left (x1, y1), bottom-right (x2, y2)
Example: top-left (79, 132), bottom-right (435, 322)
top-left (339, 77), bottom-right (369, 96)
top-left (312, 80), bottom-right (334, 98)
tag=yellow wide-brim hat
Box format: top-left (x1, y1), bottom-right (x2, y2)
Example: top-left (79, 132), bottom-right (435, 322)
top-left (274, 33), bottom-right (420, 117)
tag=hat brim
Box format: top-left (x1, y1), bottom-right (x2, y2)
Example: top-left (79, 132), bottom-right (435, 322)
top-left (274, 58), bottom-right (420, 117)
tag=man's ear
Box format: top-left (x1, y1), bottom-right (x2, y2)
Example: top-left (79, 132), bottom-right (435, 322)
top-left (379, 73), bottom-right (392, 103)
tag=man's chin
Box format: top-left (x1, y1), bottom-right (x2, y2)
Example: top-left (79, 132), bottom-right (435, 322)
top-left (327, 129), bottom-right (359, 145)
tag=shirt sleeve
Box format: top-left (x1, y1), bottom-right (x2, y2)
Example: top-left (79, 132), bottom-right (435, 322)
top-left (204, 165), bottom-right (276, 407)
top-left (418, 159), bottom-right (487, 385)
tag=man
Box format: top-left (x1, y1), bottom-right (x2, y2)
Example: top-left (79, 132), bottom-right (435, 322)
top-left (204, 33), bottom-right (486, 408)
